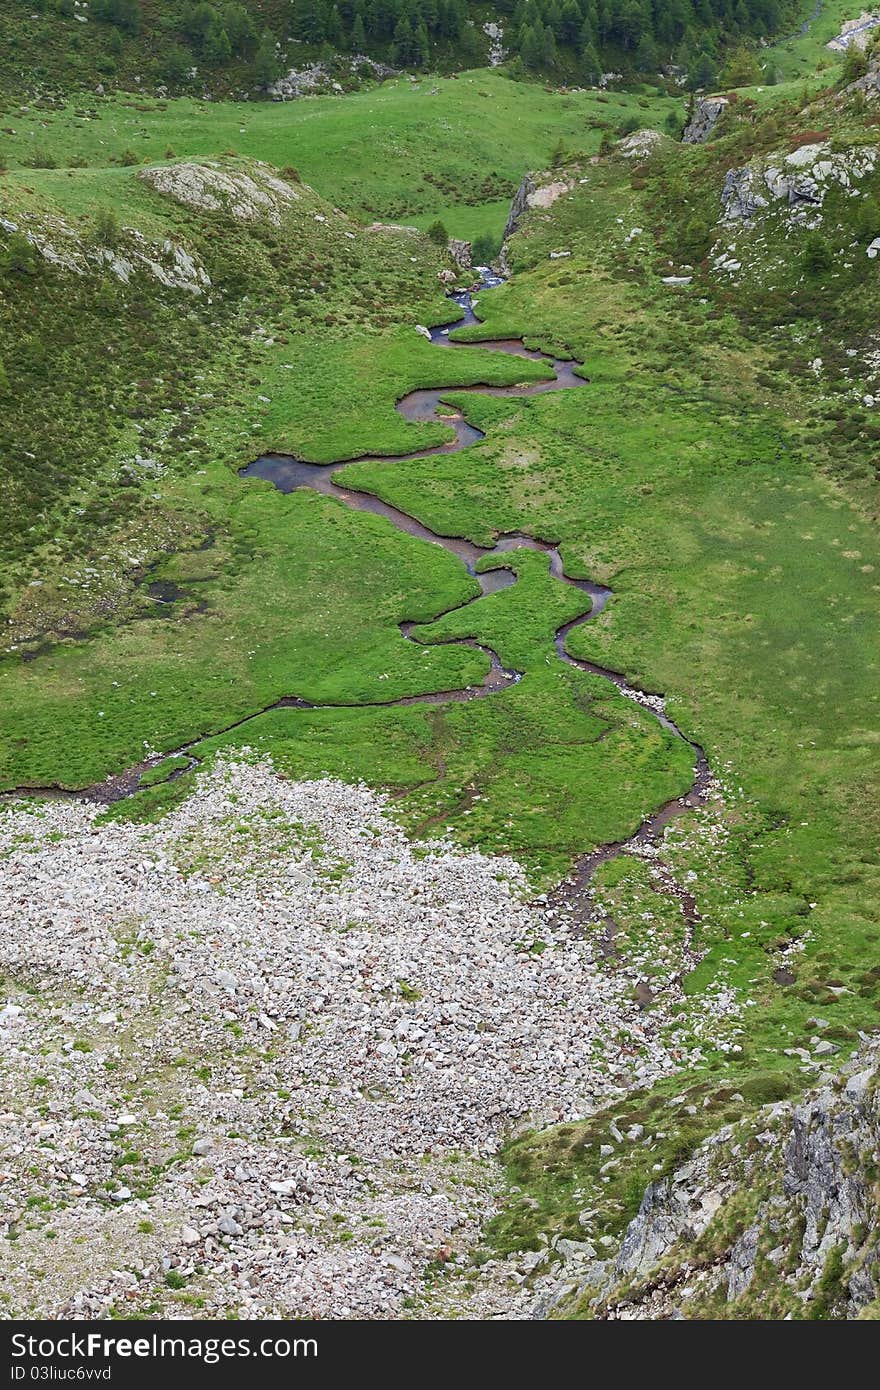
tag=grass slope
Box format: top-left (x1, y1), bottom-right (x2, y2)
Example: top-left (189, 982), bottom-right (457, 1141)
top-left (404, 105), bottom-right (878, 1270)
top-left (0, 74), bottom-right (684, 239)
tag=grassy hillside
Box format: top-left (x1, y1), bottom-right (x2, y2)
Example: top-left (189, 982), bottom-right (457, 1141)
top-left (416, 71), bottom-right (879, 1271)
top-left (766, 0), bottom-right (870, 80)
top-left (0, 73), bottom-right (684, 240)
top-left (0, 153), bottom-right (696, 891)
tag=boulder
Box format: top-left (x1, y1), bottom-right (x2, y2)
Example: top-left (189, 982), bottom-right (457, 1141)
top-left (683, 96), bottom-right (729, 145)
top-left (618, 128), bottom-right (665, 158)
top-left (504, 174), bottom-right (537, 240)
top-left (504, 174), bottom-right (573, 240)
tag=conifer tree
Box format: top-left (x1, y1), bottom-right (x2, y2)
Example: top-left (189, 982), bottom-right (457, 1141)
top-left (294, 0), bottom-right (328, 44)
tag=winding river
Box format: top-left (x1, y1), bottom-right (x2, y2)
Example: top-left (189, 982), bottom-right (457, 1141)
top-left (239, 269), bottom-right (711, 927)
top-left (11, 271), bottom-right (711, 929)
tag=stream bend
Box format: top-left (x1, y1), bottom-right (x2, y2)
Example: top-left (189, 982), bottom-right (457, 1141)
top-left (239, 271), bottom-right (712, 921)
top-left (9, 271), bottom-right (710, 925)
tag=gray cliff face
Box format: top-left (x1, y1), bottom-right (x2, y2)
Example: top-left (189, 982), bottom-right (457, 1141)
top-left (447, 238), bottom-right (472, 269)
top-left (612, 1140), bottom-right (736, 1283)
top-left (504, 174), bottom-right (537, 240)
top-left (721, 165), bottom-right (771, 222)
top-left (719, 144), bottom-right (878, 224)
top-left (682, 95), bottom-right (729, 144)
top-left (544, 1039), bottom-right (880, 1320)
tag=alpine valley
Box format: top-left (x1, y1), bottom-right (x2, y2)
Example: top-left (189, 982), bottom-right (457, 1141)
top-left (1, 0), bottom-right (879, 1323)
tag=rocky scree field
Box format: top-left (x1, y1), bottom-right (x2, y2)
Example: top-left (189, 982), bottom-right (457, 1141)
top-left (0, 754), bottom-right (742, 1318)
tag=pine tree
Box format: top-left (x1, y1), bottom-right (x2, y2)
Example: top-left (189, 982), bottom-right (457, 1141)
top-left (92, 0), bottom-right (141, 34)
top-left (634, 31), bottom-right (656, 71)
top-left (162, 44), bottom-right (191, 86)
top-left (687, 50), bottom-right (717, 89)
top-left (393, 12), bottom-right (413, 62)
top-left (460, 18), bottom-right (482, 59)
top-left (560, 0), bottom-right (582, 46)
top-left (327, 3), bottom-right (343, 44)
top-left (733, 1), bottom-right (750, 33)
top-left (427, 218), bottom-right (449, 244)
top-left (294, 0), bottom-right (328, 44)
top-left (578, 15), bottom-right (594, 55)
top-left (116, 0), bottom-right (140, 35)
top-left (723, 44), bottom-right (759, 85)
top-left (520, 22), bottom-right (541, 67)
top-left (541, 23), bottom-right (557, 65)
top-left (254, 32), bottom-right (280, 86)
top-left (351, 11), bottom-right (367, 50)
top-left (802, 232), bottom-right (833, 276)
top-left (222, 4), bottom-right (258, 57)
top-left (840, 44), bottom-right (869, 85)
top-left (203, 21), bottom-right (232, 63)
top-left (581, 42), bottom-right (601, 82)
top-left (1, 233), bottom-right (39, 276)
top-left (413, 19), bottom-right (429, 64)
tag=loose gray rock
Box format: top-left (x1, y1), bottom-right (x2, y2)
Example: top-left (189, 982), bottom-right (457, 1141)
top-left (683, 96), bottom-right (729, 144)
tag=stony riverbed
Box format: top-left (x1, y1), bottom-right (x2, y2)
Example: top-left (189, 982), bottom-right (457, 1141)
top-left (0, 756), bottom-right (741, 1318)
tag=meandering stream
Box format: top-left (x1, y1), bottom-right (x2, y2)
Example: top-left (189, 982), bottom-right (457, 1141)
top-left (240, 269), bottom-right (711, 927)
top-left (10, 270), bottom-right (710, 929)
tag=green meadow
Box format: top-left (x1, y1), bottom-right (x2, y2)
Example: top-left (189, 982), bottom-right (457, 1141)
top-left (0, 72), bottom-right (684, 236)
top-left (2, 37), bottom-right (880, 1297)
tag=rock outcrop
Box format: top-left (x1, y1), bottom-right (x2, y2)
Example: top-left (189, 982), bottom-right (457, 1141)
top-left (268, 55), bottom-right (396, 101)
top-left (483, 21), bottom-right (506, 66)
top-left (549, 1039), bottom-right (880, 1319)
top-left (683, 95), bottom-right (729, 144)
top-left (140, 161), bottom-right (299, 225)
top-left (720, 143), bottom-right (878, 223)
top-left (618, 128), bottom-right (666, 158)
top-left (504, 173), bottom-right (537, 239)
top-left (504, 173), bottom-right (573, 240)
top-left (447, 237), bottom-right (472, 269)
top-left (0, 210), bottom-right (210, 293)
top-left (842, 46), bottom-right (880, 99)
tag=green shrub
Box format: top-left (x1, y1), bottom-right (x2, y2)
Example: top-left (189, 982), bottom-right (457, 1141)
top-left (426, 219), bottom-right (449, 246)
top-left (802, 232), bottom-right (834, 276)
top-left (472, 232), bottom-right (501, 265)
top-left (1, 233), bottom-right (39, 276)
top-left (839, 46), bottom-right (869, 87)
top-left (93, 208), bottom-right (121, 248)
